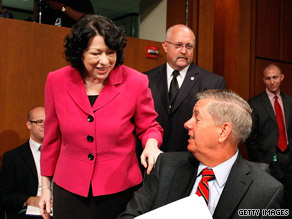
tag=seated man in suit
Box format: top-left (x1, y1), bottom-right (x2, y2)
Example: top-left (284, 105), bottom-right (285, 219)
top-left (0, 106), bottom-right (45, 219)
top-left (119, 89), bottom-right (284, 219)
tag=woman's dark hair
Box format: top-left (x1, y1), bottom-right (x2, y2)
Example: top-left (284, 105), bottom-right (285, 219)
top-left (64, 14), bottom-right (127, 73)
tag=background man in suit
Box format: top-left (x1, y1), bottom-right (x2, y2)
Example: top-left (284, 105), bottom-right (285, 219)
top-left (245, 63), bottom-right (292, 210)
top-left (119, 89), bottom-right (283, 219)
top-left (145, 24), bottom-right (226, 152)
top-left (0, 106), bottom-right (45, 219)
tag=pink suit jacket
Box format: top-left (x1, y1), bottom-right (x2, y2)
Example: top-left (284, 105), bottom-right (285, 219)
top-left (41, 65), bottom-right (163, 197)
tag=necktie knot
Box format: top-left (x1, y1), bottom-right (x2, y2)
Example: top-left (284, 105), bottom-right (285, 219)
top-left (201, 168), bottom-right (215, 181)
top-left (172, 70), bottom-right (179, 78)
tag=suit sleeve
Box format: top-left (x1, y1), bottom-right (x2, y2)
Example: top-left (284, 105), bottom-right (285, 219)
top-left (0, 153), bottom-right (30, 210)
top-left (134, 75), bottom-right (163, 147)
top-left (118, 154), bottom-right (163, 218)
top-left (264, 183), bottom-right (284, 210)
top-left (245, 101), bottom-right (260, 161)
top-left (41, 72), bottom-right (62, 176)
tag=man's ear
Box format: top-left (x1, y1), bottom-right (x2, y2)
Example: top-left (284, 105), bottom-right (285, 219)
top-left (162, 41), bottom-right (168, 53)
top-left (280, 73), bottom-right (285, 82)
top-left (218, 122), bottom-right (232, 143)
top-left (26, 121), bottom-right (31, 130)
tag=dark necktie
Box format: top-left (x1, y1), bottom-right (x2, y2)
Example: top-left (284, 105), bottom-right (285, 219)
top-left (274, 95), bottom-right (287, 151)
top-left (169, 70), bottom-right (180, 106)
top-left (196, 168), bottom-right (215, 205)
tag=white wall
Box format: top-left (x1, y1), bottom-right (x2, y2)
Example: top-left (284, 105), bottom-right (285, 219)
top-left (140, 0), bottom-right (166, 42)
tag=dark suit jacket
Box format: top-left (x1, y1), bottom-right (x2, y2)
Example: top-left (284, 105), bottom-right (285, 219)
top-left (118, 152), bottom-right (283, 219)
top-left (145, 63), bottom-right (226, 152)
top-left (245, 91), bottom-right (292, 163)
top-left (0, 141), bottom-right (38, 219)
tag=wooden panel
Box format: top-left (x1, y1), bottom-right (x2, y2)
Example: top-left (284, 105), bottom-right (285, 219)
top-left (213, 0), bottom-right (240, 87)
top-left (197, 0), bottom-right (214, 72)
top-left (166, 0), bottom-right (186, 28)
top-left (213, 0), bottom-right (226, 78)
top-left (249, 0), bottom-right (257, 97)
top-left (0, 19), bottom-right (70, 164)
top-left (124, 37), bottom-right (166, 73)
top-left (254, 59), bottom-right (292, 96)
top-left (238, 0), bottom-right (252, 101)
top-left (255, 0), bottom-right (281, 60)
top-left (187, 0), bottom-right (198, 63)
top-left (282, 0), bottom-right (292, 62)
top-left (0, 18), bottom-right (166, 165)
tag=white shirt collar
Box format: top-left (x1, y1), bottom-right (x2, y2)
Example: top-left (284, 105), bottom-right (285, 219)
top-left (197, 150), bottom-right (239, 188)
top-left (29, 138), bottom-right (41, 154)
top-left (166, 63), bottom-right (189, 81)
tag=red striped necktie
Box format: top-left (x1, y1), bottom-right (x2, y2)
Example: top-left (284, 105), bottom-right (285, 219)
top-left (196, 168), bottom-right (215, 205)
top-left (274, 95), bottom-right (287, 151)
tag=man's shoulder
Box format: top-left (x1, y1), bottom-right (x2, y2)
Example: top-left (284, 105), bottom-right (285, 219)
top-left (144, 64), bottom-right (166, 75)
top-left (157, 151), bottom-right (195, 167)
top-left (244, 160), bottom-right (282, 188)
top-left (3, 141), bottom-right (29, 158)
top-left (281, 92), bottom-right (292, 101)
top-left (189, 63), bottom-right (222, 78)
top-left (248, 91), bottom-right (266, 104)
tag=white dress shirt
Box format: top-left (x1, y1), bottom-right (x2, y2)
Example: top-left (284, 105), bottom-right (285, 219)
top-left (190, 150), bottom-right (239, 215)
top-left (29, 138), bottom-right (42, 196)
top-left (166, 63), bottom-right (189, 91)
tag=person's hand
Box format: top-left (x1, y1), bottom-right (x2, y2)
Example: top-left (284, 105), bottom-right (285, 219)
top-left (26, 196), bottom-right (40, 207)
top-left (39, 188), bottom-right (52, 219)
top-left (46, 0), bottom-right (63, 10)
top-left (141, 138), bottom-right (163, 174)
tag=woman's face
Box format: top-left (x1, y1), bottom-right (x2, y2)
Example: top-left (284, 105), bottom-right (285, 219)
top-left (82, 35), bottom-right (117, 81)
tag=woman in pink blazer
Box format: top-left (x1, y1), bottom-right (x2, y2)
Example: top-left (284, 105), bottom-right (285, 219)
top-left (39, 14), bottom-right (163, 219)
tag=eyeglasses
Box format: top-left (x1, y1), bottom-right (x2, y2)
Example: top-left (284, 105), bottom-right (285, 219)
top-left (29, 120), bottom-right (44, 126)
top-left (165, 41), bottom-right (194, 51)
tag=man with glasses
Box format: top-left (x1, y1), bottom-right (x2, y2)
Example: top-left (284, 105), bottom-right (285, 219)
top-left (144, 24), bottom-right (226, 152)
top-left (0, 106), bottom-right (45, 219)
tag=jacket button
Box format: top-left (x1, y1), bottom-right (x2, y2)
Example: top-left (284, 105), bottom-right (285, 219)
top-left (88, 115), bottom-right (94, 122)
top-left (87, 135), bottom-right (94, 142)
top-left (88, 153), bottom-right (94, 160)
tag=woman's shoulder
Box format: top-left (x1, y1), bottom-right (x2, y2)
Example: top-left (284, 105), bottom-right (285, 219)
top-left (47, 66), bottom-right (79, 80)
top-left (119, 65), bottom-right (147, 81)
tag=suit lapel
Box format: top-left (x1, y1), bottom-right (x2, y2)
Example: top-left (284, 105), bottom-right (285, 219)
top-left (261, 92), bottom-right (277, 126)
top-left (21, 142), bottom-right (38, 181)
top-left (170, 63), bottom-right (199, 114)
top-left (67, 69), bottom-right (93, 115)
top-left (167, 157), bottom-right (199, 203)
top-left (213, 155), bottom-right (253, 219)
top-left (92, 67), bottom-right (122, 112)
top-left (67, 66), bottom-right (122, 114)
top-left (281, 93), bottom-right (291, 128)
top-left (153, 64), bottom-right (170, 114)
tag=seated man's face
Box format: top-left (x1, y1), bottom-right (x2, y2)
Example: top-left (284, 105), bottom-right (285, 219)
top-left (184, 98), bottom-right (221, 161)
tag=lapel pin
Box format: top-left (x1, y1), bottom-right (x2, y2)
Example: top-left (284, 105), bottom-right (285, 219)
top-left (190, 77), bottom-right (195, 80)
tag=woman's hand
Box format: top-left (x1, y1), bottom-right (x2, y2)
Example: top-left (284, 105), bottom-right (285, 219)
top-left (141, 138), bottom-right (163, 174)
top-left (39, 176), bottom-right (53, 219)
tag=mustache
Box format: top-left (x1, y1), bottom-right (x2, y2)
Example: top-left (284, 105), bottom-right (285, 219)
top-left (176, 55), bottom-right (188, 60)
